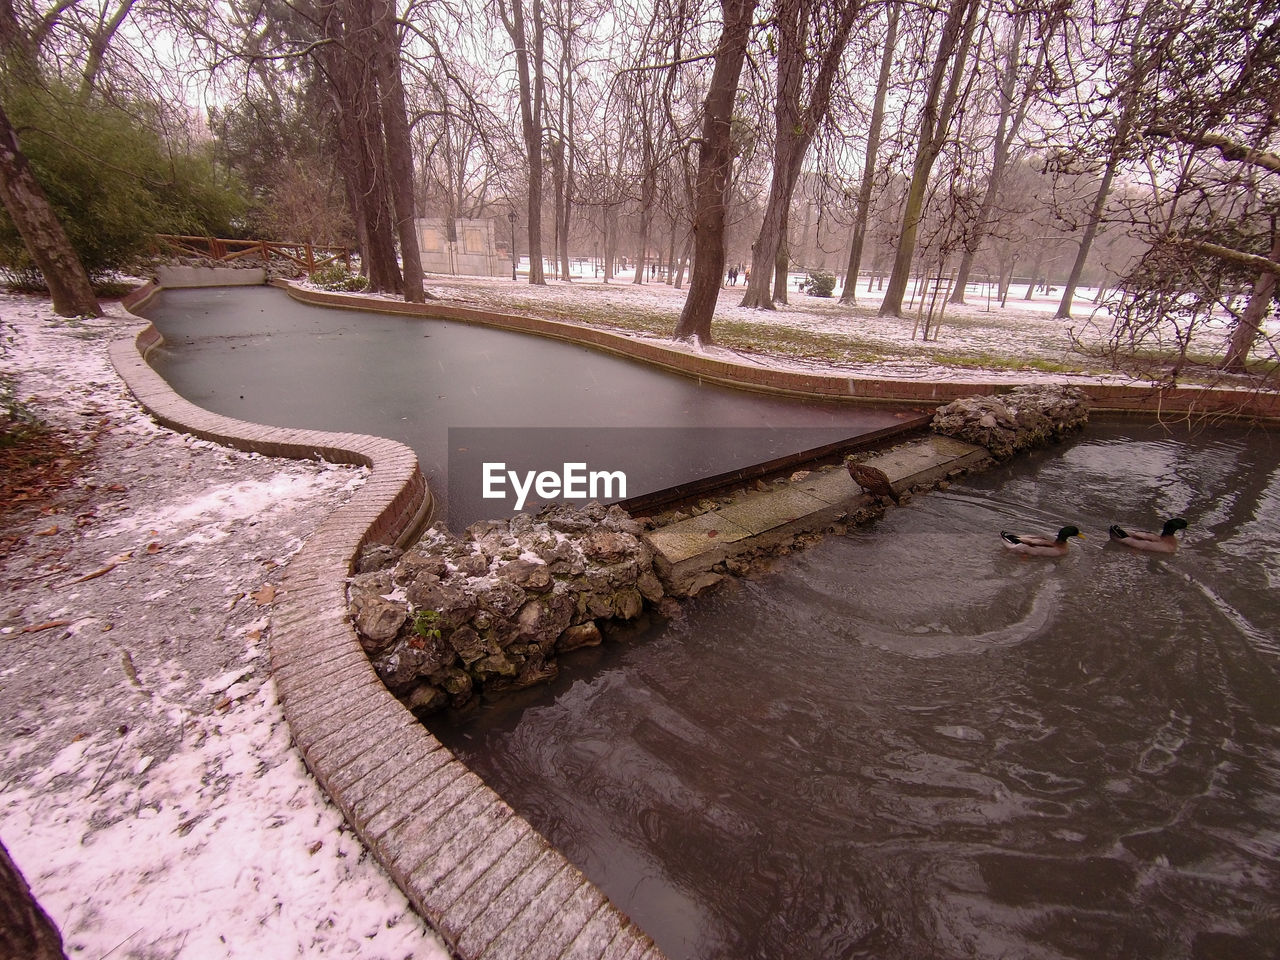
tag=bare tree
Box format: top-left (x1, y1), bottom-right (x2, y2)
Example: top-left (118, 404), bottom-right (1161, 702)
top-left (739, 0), bottom-right (863, 309)
top-left (879, 0), bottom-right (984, 317)
top-left (672, 0), bottom-right (760, 343)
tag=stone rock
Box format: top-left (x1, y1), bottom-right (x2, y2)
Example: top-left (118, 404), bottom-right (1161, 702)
top-left (405, 684), bottom-right (447, 715)
top-left (612, 587), bottom-right (644, 620)
top-left (557, 621), bottom-right (602, 652)
top-left (933, 385), bottom-right (1088, 460)
top-left (455, 552), bottom-right (489, 577)
top-left (407, 577), bottom-right (476, 628)
top-left (355, 543), bottom-right (402, 574)
top-left (351, 594), bottom-right (407, 648)
top-left (476, 579), bottom-right (526, 619)
top-left (498, 558), bottom-right (553, 591)
top-left (580, 530), bottom-right (634, 563)
top-left (636, 569), bottom-right (665, 603)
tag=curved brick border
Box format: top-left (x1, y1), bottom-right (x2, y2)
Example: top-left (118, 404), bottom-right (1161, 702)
top-left (110, 291), bottom-right (665, 960)
top-left (279, 280), bottom-right (1280, 422)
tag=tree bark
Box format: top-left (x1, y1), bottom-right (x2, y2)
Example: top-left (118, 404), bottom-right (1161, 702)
top-left (840, 1), bottom-right (897, 304)
top-left (1223, 229), bottom-right (1280, 371)
top-left (879, 0), bottom-right (982, 317)
top-left (0, 838), bottom-right (68, 960)
top-left (500, 0), bottom-right (547, 284)
top-left (371, 0), bottom-right (424, 301)
top-left (673, 0), bottom-right (760, 343)
top-left (0, 101), bottom-right (101, 317)
top-left (948, 11), bottom-right (1046, 304)
top-left (741, 0), bottom-right (862, 309)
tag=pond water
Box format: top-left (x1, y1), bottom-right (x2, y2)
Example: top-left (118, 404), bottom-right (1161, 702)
top-left (432, 421), bottom-right (1280, 960)
top-left (139, 287), bottom-right (919, 528)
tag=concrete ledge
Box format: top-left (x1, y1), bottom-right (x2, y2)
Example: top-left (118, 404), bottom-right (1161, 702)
top-left (157, 265), bottom-right (266, 287)
top-left (646, 435), bottom-right (990, 594)
top-left (278, 280), bottom-right (1280, 422)
top-left (111, 289), bottom-right (664, 960)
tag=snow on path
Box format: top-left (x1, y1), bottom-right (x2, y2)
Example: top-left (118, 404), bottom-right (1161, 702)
top-left (0, 293), bottom-right (450, 959)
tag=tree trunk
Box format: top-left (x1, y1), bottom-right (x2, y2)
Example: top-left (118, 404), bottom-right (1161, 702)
top-left (840, 2), bottom-right (897, 305)
top-left (0, 101), bottom-right (101, 317)
top-left (880, 0), bottom-right (982, 317)
top-left (371, 0), bottom-right (423, 301)
top-left (673, 0), bottom-right (760, 343)
top-left (949, 11), bottom-right (1044, 304)
top-left (741, 0), bottom-right (861, 310)
top-left (0, 839), bottom-right (68, 960)
top-left (501, 0), bottom-right (547, 284)
top-left (1224, 229), bottom-right (1280, 371)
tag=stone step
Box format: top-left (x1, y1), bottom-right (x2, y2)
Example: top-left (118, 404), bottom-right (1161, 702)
top-left (645, 434), bottom-right (989, 595)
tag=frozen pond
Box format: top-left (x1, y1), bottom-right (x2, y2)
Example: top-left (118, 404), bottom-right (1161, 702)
top-left (140, 286), bottom-right (921, 528)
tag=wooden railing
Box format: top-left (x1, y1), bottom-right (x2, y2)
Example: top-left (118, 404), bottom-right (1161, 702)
top-left (155, 235), bottom-right (350, 272)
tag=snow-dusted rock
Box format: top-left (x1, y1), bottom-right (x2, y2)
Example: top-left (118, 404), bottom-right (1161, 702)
top-left (353, 502), bottom-right (663, 714)
top-left (932, 385), bottom-right (1089, 459)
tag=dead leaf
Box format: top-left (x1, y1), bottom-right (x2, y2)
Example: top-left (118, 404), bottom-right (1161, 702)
top-left (308, 840), bottom-right (323, 855)
top-left (145, 541), bottom-right (163, 555)
top-left (36, 524), bottom-right (59, 536)
top-left (21, 620), bottom-right (74, 634)
top-left (251, 583), bottom-right (277, 606)
top-left (65, 550), bottom-right (133, 584)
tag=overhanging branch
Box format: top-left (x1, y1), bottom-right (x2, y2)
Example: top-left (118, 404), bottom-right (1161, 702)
top-left (1145, 127), bottom-right (1280, 175)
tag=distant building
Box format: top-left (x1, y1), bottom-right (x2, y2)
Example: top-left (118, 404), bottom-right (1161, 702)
top-left (416, 218), bottom-right (509, 277)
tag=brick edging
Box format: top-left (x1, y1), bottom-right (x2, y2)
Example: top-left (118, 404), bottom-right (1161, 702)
top-left (109, 307), bottom-right (665, 960)
top-left (278, 280), bottom-right (1280, 422)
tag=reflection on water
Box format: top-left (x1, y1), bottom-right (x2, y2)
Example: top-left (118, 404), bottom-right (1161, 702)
top-left (431, 422), bottom-right (1280, 960)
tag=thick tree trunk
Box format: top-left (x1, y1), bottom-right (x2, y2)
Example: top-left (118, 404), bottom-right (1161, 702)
top-left (0, 102), bottom-right (101, 318)
top-left (1224, 230), bottom-right (1280, 371)
top-left (371, 0), bottom-right (423, 301)
top-left (673, 0), bottom-right (760, 343)
top-left (880, 0), bottom-right (982, 317)
top-left (502, 0), bottom-right (547, 284)
top-left (322, 0), bottom-right (401, 295)
top-left (840, 2), bottom-right (897, 305)
top-left (0, 839), bottom-right (68, 960)
top-left (741, 0), bottom-right (861, 310)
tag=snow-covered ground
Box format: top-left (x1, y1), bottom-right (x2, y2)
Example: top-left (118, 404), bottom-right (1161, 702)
top-left (0, 294), bottom-right (450, 959)
top-left (378, 265), bottom-right (1271, 385)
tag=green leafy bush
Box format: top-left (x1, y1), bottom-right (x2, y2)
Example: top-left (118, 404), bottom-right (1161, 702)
top-left (801, 270), bottom-right (837, 298)
top-left (309, 262), bottom-right (368, 292)
top-left (0, 81), bottom-right (246, 283)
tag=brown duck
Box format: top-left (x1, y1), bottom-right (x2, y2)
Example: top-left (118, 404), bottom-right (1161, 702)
top-left (846, 459), bottom-right (900, 504)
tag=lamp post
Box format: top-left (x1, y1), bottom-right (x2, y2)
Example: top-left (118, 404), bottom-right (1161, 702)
top-left (508, 212), bottom-right (518, 281)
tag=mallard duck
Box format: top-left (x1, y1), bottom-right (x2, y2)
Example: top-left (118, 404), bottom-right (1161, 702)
top-left (846, 459), bottom-right (900, 504)
top-left (1000, 526), bottom-right (1085, 557)
top-left (1108, 517), bottom-right (1188, 553)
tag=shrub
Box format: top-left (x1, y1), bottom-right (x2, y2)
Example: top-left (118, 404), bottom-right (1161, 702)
top-left (0, 81), bottom-right (245, 282)
top-left (801, 270), bottom-right (837, 298)
top-left (309, 262), bottom-right (367, 292)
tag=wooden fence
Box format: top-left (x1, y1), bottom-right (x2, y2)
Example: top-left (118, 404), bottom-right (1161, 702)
top-left (155, 235), bottom-right (350, 273)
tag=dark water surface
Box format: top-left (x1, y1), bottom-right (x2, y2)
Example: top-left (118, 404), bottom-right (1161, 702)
top-left (139, 287), bottom-right (918, 528)
top-left (432, 422), bottom-right (1280, 960)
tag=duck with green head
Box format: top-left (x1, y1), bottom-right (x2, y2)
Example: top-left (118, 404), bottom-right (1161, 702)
top-left (1000, 525), bottom-right (1085, 557)
top-left (1108, 517), bottom-right (1188, 553)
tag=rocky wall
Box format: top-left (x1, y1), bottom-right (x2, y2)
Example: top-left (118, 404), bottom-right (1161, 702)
top-left (349, 502), bottom-right (665, 716)
top-left (932, 384), bottom-right (1089, 459)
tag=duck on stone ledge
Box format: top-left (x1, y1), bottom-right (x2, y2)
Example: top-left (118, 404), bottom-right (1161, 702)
top-left (845, 458), bottom-right (900, 505)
